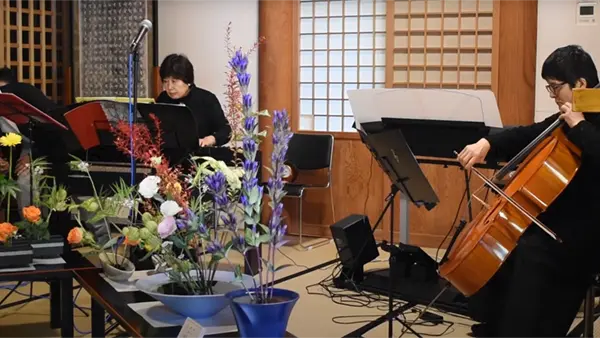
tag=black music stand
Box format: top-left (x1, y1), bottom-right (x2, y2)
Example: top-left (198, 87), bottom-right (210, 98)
top-left (379, 117), bottom-right (503, 222)
top-left (136, 102), bottom-right (199, 166)
top-left (341, 123), bottom-right (439, 338)
top-left (0, 93), bottom-right (68, 206)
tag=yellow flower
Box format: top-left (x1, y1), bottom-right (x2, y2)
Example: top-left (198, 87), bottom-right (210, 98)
top-left (0, 133), bottom-right (22, 147)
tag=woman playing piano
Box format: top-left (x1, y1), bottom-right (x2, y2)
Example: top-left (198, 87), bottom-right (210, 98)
top-left (156, 54), bottom-right (232, 147)
top-left (457, 45), bottom-right (600, 337)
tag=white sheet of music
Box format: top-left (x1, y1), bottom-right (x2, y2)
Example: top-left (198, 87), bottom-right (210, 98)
top-left (347, 88), bottom-right (504, 130)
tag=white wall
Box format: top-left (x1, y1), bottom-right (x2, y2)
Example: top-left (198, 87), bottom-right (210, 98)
top-left (157, 0), bottom-right (259, 108)
top-left (534, 0), bottom-right (600, 122)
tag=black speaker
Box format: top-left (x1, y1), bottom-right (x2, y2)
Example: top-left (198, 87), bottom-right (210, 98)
top-left (330, 214), bottom-right (379, 280)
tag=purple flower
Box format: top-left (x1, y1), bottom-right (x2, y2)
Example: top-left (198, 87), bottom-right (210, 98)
top-left (198, 223), bottom-right (208, 235)
top-left (243, 159), bottom-right (258, 174)
top-left (244, 116), bottom-right (257, 131)
top-left (237, 73), bottom-right (251, 87)
top-left (185, 208), bottom-right (196, 220)
top-left (205, 171), bottom-right (226, 192)
top-left (240, 195), bottom-right (250, 207)
top-left (242, 177), bottom-right (259, 191)
top-left (268, 203), bottom-right (284, 230)
top-left (176, 219), bottom-right (187, 230)
top-left (232, 235), bottom-right (245, 252)
top-left (242, 137), bottom-right (257, 153)
top-left (220, 212), bottom-right (237, 231)
top-left (206, 241), bottom-right (224, 255)
top-left (243, 94), bottom-right (252, 109)
top-left (205, 171), bottom-right (229, 207)
top-left (229, 50), bottom-right (248, 72)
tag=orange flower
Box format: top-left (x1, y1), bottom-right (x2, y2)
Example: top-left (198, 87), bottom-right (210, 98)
top-left (67, 227), bottom-right (83, 245)
top-left (0, 222), bottom-right (18, 242)
top-left (123, 236), bottom-right (140, 246)
top-left (22, 206), bottom-right (41, 223)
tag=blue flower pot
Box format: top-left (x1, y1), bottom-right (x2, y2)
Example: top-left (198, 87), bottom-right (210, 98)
top-left (226, 288), bottom-right (299, 337)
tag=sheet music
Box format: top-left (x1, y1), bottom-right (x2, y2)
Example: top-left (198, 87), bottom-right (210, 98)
top-left (347, 88), bottom-right (503, 130)
top-left (99, 101), bottom-right (143, 122)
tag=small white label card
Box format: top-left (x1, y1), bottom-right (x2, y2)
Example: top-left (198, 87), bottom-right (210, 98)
top-left (177, 317), bottom-right (207, 338)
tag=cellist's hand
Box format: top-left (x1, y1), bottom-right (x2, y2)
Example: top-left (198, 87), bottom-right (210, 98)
top-left (457, 138), bottom-right (491, 170)
top-left (559, 102), bottom-right (585, 128)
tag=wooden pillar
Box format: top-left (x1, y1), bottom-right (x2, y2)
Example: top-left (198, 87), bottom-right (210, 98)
top-left (493, 0), bottom-right (538, 126)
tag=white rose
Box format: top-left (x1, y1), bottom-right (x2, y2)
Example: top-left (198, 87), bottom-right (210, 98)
top-left (139, 176), bottom-right (161, 199)
top-left (160, 200), bottom-right (182, 217)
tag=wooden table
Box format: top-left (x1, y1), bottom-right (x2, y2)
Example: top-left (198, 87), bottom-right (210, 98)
top-left (0, 250), bottom-right (97, 337)
top-left (74, 269), bottom-right (295, 337)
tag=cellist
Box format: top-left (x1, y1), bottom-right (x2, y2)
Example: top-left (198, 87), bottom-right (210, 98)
top-left (457, 45), bottom-right (600, 337)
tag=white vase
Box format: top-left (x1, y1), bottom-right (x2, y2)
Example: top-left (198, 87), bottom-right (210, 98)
top-left (136, 270), bottom-right (255, 319)
top-left (99, 252), bottom-right (135, 282)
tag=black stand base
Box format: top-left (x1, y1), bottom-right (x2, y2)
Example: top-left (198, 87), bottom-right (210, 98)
top-left (338, 184), bottom-right (425, 338)
top-left (343, 302), bottom-right (419, 338)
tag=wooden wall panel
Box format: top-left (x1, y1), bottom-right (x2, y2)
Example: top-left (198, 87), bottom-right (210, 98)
top-left (259, 0), bottom-right (539, 249)
top-left (0, 0), bottom-right (70, 103)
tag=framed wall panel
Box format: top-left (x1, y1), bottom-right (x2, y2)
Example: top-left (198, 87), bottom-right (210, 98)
top-left (1, 0), bottom-right (71, 104)
top-left (392, 0), bottom-right (493, 89)
top-left (72, 0), bottom-right (155, 98)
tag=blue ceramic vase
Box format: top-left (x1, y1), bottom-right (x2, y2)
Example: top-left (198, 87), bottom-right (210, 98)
top-left (226, 288), bottom-right (299, 337)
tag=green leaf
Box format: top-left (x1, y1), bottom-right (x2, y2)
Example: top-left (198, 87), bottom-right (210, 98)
top-left (170, 235), bottom-right (187, 249)
top-left (233, 265), bottom-right (243, 282)
top-left (258, 223), bottom-right (270, 234)
top-left (248, 187), bottom-right (259, 204)
top-left (244, 227), bottom-right (257, 247)
top-left (258, 234), bottom-right (271, 244)
top-left (101, 236), bottom-right (120, 250)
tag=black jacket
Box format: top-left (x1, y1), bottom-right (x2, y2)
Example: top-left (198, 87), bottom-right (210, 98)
top-left (484, 112), bottom-right (600, 261)
top-left (156, 85), bottom-right (232, 146)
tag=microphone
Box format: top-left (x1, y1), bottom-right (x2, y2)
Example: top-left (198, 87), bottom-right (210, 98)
top-left (129, 19), bottom-right (152, 53)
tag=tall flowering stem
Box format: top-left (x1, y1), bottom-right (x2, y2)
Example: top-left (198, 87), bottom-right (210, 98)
top-left (229, 44), bottom-right (292, 303)
top-left (223, 21), bottom-right (265, 155)
top-left (263, 109), bottom-right (292, 301)
top-left (229, 48), bottom-right (267, 292)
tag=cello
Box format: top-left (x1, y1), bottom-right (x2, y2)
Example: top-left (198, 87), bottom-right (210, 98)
top-left (437, 111), bottom-right (583, 297)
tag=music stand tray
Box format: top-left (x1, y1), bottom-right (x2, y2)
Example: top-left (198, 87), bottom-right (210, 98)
top-left (0, 93), bottom-right (68, 130)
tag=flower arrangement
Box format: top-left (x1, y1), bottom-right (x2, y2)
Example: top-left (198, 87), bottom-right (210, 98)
top-left (0, 133), bottom-right (68, 244)
top-left (14, 157), bottom-right (70, 241)
top-left (66, 157), bottom-right (138, 271)
top-left (108, 113), bottom-right (244, 295)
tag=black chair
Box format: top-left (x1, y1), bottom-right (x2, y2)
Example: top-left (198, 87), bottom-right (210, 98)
top-left (567, 274), bottom-right (600, 337)
top-left (284, 133), bottom-right (335, 250)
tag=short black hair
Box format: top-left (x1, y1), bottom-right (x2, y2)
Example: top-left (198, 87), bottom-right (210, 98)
top-left (159, 54), bottom-right (194, 84)
top-left (0, 67), bottom-right (16, 84)
top-left (541, 45), bottom-right (599, 89)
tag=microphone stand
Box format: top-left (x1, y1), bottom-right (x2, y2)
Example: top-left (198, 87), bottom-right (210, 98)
top-left (127, 48), bottom-right (140, 187)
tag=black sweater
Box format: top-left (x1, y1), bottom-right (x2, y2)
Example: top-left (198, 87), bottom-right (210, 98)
top-left (156, 85), bottom-right (232, 146)
top-left (484, 112), bottom-right (600, 260)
